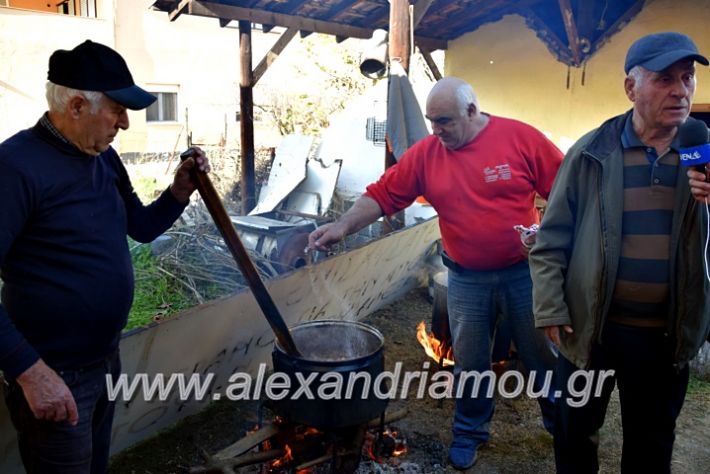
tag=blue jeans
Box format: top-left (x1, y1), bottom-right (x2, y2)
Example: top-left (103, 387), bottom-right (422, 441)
top-left (447, 260), bottom-right (556, 446)
top-left (3, 352), bottom-right (121, 474)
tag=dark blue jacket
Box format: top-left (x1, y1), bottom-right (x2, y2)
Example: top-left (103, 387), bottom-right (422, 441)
top-left (0, 119), bottom-right (186, 378)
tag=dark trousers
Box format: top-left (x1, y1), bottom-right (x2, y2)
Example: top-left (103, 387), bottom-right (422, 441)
top-left (3, 352), bottom-right (121, 474)
top-left (554, 323), bottom-right (689, 474)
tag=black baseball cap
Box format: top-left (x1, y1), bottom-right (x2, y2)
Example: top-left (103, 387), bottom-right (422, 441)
top-left (48, 40), bottom-right (156, 110)
top-left (624, 32), bottom-right (708, 74)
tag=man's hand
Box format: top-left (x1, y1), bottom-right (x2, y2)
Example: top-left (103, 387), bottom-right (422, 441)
top-left (688, 168), bottom-right (710, 204)
top-left (307, 196), bottom-right (384, 251)
top-left (16, 359), bottom-right (78, 425)
top-left (520, 243), bottom-right (532, 258)
top-left (543, 325), bottom-right (574, 346)
top-left (308, 222), bottom-right (348, 251)
top-left (171, 147), bottom-right (211, 204)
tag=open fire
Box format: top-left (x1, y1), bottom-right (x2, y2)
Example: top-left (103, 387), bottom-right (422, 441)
top-left (416, 321), bottom-right (454, 367)
top-left (364, 428), bottom-right (407, 463)
top-left (268, 443), bottom-right (293, 470)
top-left (191, 409), bottom-right (409, 474)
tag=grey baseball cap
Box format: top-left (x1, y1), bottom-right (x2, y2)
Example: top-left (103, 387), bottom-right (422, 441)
top-left (624, 32), bottom-right (708, 74)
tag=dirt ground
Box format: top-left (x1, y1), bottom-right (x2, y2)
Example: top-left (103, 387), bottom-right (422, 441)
top-left (109, 287), bottom-right (710, 474)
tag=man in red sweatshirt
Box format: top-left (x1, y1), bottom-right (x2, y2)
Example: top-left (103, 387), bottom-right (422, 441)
top-left (309, 76), bottom-right (563, 470)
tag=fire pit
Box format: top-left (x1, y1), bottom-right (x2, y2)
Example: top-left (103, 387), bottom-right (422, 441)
top-left (189, 320), bottom-right (402, 474)
top-left (189, 408), bottom-right (409, 474)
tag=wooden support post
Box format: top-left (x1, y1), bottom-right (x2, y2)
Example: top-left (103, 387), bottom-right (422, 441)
top-left (239, 20), bottom-right (256, 215)
top-left (383, 0), bottom-right (412, 231)
top-left (388, 0), bottom-right (411, 72)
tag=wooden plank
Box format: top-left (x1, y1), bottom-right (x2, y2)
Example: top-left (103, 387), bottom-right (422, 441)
top-left (323, 0), bottom-right (358, 21)
top-left (418, 46), bottom-right (442, 81)
top-left (558, 0), bottom-right (582, 66)
top-left (184, 1), bottom-right (447, 50)
top-left (168, 0), bottom-right (191, 22)
top-left (214, 424), bottom-right (280, 460)
top-left (190, 0), bottom-right (374, 40)
top-left (253, 27), bottom-right (298, 85)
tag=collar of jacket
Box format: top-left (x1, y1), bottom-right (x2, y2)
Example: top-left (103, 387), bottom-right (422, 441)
top-left (31, 118), bottom-right (97, 159)
top-left (583, 110), bottom-right (707, 161)
top-left (582, 110), bottom-right (631, 162)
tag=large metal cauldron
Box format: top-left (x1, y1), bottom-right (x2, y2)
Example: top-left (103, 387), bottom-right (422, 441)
top-left (271, 320), bottom-right (388, 429)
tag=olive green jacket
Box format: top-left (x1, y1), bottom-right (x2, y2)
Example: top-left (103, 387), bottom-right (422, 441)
top-left (529, 111), bottom-right (710, 369)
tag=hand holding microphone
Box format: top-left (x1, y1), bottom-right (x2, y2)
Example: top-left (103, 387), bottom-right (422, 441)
top-left (679, 119), bottom-right (710, 203)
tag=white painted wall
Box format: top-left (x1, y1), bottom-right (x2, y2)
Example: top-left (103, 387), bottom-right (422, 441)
top-left (0, 0), bottom-right (284, 153)
top-left (0, 4), bottom-right (115, 142)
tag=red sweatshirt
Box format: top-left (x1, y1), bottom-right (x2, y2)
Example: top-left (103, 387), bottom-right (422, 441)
top-left (365, 115), bottom-right (563, 270)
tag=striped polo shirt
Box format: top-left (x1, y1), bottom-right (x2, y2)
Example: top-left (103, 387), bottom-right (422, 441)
top-left (608, 115), bottom-right (680, 328)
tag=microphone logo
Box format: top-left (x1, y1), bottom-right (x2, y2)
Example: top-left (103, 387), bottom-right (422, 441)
top-left (679, 143), bottom-right (710, 167)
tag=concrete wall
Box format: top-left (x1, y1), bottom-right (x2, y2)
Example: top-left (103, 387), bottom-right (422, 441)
top-left (446, 0), bottom-right (710, 151)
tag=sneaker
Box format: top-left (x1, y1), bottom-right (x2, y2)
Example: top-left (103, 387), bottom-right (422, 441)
top-left (449, 441), bottom-right (478, 470)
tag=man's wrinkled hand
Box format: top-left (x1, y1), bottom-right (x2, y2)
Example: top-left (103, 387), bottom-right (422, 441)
top-left (544, 325), bottom-right (574, 346)
top-left (308, 223), bottom-right (346, 251)
top-left (688, 168), bottom-right (710, 204)
top-left (16, 359), bottom-right (78, 425)
top-left (171, 147), bottom-right (211, 203)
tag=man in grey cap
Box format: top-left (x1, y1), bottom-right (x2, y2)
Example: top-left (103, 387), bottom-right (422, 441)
top-left (530, 32), bottom-right (710, 473)
top-left (0, 40), bottom-right (209, 473)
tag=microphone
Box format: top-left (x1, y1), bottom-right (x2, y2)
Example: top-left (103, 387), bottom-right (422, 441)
top-left (678, 119), bottom-right (710, 173)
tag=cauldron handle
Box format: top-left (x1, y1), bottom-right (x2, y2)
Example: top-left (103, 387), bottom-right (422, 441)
top-left (180, 148), bottom-right (301, 357)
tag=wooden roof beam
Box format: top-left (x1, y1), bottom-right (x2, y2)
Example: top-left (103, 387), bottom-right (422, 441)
top-left (558, 0), bottom-right (582, 66)
top-left (187, 1), bottom-right (374, 40)
top-left (183, 1), bottom-right (446, 50)
top-left (323, 0), bottom-right (358, 22)
top-left (587, 0), bottom-right (645, 56)
top-left (418, 45), bottom-right (442, 81)
top-left (168, 0), bottom-right (191, 21)
top-left (253, 27), bottom-right (298, 86)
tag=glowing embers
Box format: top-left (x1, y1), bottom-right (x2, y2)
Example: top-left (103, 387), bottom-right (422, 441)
top-left (416, 321), bottom-right (454, 367)
top-left (191, 409), bottom-right (409, 474)
top-left (364, 428), bottom-right (408, 463)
